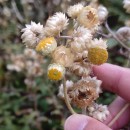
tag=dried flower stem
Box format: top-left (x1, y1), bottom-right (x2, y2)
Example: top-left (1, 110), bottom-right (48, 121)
top-left (108, 103), bottom-right (130, 127)
top-left (97, 31), bottom-right (112, 38)
top-left (105, 21), bottom-right (130, 52)
top-left (63, 76), bottom-right (76, 114)
top-left (59, 35), bottom-right (73, 39)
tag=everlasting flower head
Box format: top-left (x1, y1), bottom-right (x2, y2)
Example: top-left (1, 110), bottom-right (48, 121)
top-left (44, 12), bottom-right (69, 36)
top-left (21, 21), bottom-right (44, 49)
top-left (77, 6), bottom-right (99, 29)
top-left (98, 5), bottom-right (108, 23)
top-left (68, 77), bottom-right (100, 108)
top-left (48, 63), bottom-right (65, 81)
top-left (52, 46), bottom-right (74, 67)
top-left (88, 47), bottom-right (108, 65)
top-left (70, 26), bottom-right (92, 53)
top-left (82, 76), bottom-right (102, 94)
top-left (123, 0), bottom-right (130, 13)
top-left (36, 37), bottom-right (57, 55)
top-left (67, 3), bottom-right (84, 18)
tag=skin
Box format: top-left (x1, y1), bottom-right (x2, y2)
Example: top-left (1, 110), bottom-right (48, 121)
top-left (64, 63), bottom-right (130, 130)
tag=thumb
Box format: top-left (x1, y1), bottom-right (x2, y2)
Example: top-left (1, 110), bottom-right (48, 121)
top-left (64, 114), bottom-right (112, 130)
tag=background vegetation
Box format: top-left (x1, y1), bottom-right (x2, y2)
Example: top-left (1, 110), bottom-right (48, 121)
top-left (0, 0), bottom-right (130, 130)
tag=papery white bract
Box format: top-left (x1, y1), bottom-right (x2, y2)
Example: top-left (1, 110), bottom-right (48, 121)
top-left (90, 38), bottom-right (107, 49)
top-left (44, 12), bottom-right (69, 36)
top-left (21, 21), bottom-right (44, 49)
top-left (70, 26), bottom-right (92, 53)
top-left (67, 3), bottom-right (84, 18)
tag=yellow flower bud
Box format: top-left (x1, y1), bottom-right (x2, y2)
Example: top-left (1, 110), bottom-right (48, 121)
top-left (88, 47), bottom-right (108, 65)
top-left (48, 63), bottom-right (65, 81)
top-left (36, 37), bottom-right (57, 55)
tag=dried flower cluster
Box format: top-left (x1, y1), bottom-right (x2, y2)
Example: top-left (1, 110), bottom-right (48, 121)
top-left (21, 3), bottom-right (109, 121)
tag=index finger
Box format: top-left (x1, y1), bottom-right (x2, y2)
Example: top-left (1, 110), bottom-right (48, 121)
top-left (93, 63), bottom-right (130, 101)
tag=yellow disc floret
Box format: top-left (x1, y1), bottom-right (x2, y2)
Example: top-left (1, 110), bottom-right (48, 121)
top-left (36, 37), bottom-right (57, 55)
top-left (48, 63), bottom-right (65, 81)
top-left (88, 47), bottom-right (108, 65)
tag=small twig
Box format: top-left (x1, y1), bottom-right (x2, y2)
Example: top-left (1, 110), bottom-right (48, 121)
top-left (97, 31), bottom-right (112, 38)
top-left (108, 103), bottom-right (130, 127)
top-left (105, 21), bottom-right (130, 52)
top-left (59, 35), bottom-right (73, 39)
top-left (63, 76), bottom-right (76, 114)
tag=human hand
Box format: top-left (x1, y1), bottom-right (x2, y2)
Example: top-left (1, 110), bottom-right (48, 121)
top-left (64, 63), bottom-right (130, 130)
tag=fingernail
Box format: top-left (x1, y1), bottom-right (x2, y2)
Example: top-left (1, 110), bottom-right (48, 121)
top-left (64, 114), bottom-right (88, 130)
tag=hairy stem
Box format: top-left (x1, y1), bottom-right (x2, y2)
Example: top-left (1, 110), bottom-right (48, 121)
top-left (63, 77), bottom-right (76, 114)
top-left (108, 103), bottom-right (130, 127)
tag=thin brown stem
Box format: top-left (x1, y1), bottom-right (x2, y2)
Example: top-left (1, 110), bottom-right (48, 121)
top-left (108, 103), bottom-right (130, 127)
top-left (63, 77), bottom-right (76, 114)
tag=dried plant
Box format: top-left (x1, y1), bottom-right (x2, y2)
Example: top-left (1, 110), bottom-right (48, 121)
top-left (1, 0), bottom-right (129, 129)
top-left (20, 0), bottom-right (130, 127)
top-left (20, 1), bottom-right (106, 122)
